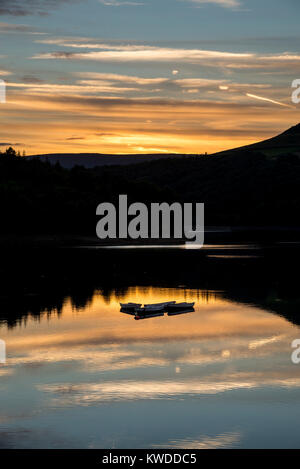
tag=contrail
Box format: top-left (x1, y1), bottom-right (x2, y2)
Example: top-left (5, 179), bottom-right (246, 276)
top-left (246, 93), bottom-right (294, 108)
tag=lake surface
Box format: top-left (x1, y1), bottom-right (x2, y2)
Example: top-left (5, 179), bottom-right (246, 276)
top-left (0, 245), bottom-right (300, 448)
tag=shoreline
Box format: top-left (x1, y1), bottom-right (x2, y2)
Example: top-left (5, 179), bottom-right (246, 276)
top-left (1, 226), bottom-right (300, 248)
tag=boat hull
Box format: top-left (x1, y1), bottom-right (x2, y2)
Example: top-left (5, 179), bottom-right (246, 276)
top-left (143, 301), bottom-right (176, 308)
top-left (135, 306), bottom-right (165, 314)
top-left (166, 303), bottom-right (195, 311)
top-left (120, 303), bottom-right (142, 312)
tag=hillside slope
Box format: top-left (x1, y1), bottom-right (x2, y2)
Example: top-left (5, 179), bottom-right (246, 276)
top-left (27, 124), bottom-right (300, 167)
top-left (216, 123), bottom-right (300, 157)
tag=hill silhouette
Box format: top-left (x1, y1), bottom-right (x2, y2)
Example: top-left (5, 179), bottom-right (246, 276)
top-left (26, 152), bottom-right (199, 169)
top-left (26, 124), bottom-right (300, 169)
top-left (216, 123), bottom-right (300, 157)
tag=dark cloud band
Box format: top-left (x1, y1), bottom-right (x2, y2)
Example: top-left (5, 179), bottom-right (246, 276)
top-left (0, 0), bottom-right (80, 16)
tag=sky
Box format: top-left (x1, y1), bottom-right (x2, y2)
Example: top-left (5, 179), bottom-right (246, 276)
top-left (0, 0), bottom-right (300, 154)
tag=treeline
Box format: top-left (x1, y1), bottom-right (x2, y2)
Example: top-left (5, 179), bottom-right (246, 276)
top-left (0, 146), bottom-right (300, 234)
top-left (0, 147), bottom-right (174, 234)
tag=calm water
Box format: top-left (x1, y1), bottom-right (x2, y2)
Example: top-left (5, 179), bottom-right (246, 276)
top-left (1, 273), bottom-right (300, 449)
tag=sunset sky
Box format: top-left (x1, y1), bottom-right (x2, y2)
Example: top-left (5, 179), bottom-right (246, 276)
top-left (0, 0), bottom-right (300, 155)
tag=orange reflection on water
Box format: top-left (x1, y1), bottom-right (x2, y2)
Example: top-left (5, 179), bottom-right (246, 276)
top-left (2, 287), bottom-right (292, 351)
top-left (0, 284), bottom-right (300, 451)
top-left (1, 287), bottom-right (295, 371)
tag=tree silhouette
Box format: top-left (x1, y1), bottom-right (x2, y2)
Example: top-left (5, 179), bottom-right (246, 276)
top-left (5, 147), bottom-right (17, 157)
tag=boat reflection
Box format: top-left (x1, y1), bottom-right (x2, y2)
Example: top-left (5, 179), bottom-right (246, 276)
top-left (167, 308), bottom-right (195, 316)
top-left (135, 312), bottom-right (165, 320)
top-left (120, 309), bottom-right (136, 316)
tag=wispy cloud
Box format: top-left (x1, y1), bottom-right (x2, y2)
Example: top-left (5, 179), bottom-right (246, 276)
top-left (76, 71), bottom-right (169, 85)
top-left (186, 0), bottom-right (241, 9)
top-left (6, 81), bottom-right (142, 94)
top-left (0, 22), bottom-right (37, 32)
top-left (0, 0), bottom-right (143, 16)
top-left (0, 0), bottom-right (81, 16)
top-left (32, 40), bottom-right (300, 75)
top-left (98, 0), bottom-right (144, 6)
top-left (33, 44), bottom-right (253, 63)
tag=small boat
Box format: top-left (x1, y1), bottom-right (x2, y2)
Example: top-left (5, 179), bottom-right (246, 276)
top-left (135, 305), bottom-right (165, 314)
top-left (120, 302), bottom-right (142, 312)
top-left (143, 301), bottom-right (176, 309)
top-left (166, 302), bottom-right (195, 311)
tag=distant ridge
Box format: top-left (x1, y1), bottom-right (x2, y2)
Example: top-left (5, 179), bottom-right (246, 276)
top-left (215, 123), bottom-right (300, 157)
top-left (26, 123), bottom-right (300, 168)
top-left (26, 152), bottom-right (199, 169)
